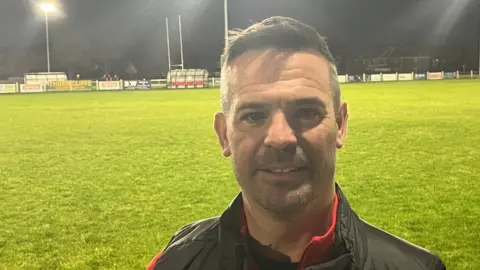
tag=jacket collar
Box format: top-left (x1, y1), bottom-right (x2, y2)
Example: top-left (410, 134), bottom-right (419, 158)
top-left (217, 183), bottom-right (367, 270)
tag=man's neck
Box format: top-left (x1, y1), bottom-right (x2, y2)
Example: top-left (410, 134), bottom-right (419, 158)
top-left (242, 188), bottom-right (336, 262)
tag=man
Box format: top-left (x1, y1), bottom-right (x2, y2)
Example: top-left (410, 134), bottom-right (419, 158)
top-left (148, 16), bottom-right (446, 270)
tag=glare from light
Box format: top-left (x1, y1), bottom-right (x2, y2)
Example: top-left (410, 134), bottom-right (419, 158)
top-left (40, 3), bottom-right (55, 13)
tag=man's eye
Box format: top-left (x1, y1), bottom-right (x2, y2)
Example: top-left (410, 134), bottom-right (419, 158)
top-left (295, 108), bottom-right (321, 121)
top-left (241, 112), bottom-right (267, 124)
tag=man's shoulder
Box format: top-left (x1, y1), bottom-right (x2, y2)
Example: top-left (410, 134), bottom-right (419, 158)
top-left (148, 217), bottom-right (221, 270)
top-left (361, 220), bottom-right (446, 269)
top-left (168, 216), bottom-right (221, 246)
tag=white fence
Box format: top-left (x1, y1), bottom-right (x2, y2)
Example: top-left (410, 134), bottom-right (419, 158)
top-left (0, 70), bottom-right (478, 94)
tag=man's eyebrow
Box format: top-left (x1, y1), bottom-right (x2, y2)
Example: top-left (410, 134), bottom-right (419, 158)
top-left (291, 97), bottom-right (326, 108)
top-left (235, 98), bottom-right (326, 113)
top-left (235, 102), bottom-right (270, 113)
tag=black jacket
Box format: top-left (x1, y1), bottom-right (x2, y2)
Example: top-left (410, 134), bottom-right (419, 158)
top-left (150, 184), bottom-right (446, 270)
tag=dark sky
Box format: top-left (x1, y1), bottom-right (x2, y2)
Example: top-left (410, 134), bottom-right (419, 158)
top-left (0, 0), bottom-right (478, 76)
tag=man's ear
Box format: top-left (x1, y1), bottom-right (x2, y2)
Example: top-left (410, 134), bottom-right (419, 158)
top-left (214, 112), bottom-right (231, 157)
top-left (336, 101), bottom-right (348, 149)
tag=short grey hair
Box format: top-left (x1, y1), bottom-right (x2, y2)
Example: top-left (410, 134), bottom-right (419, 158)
top-left (220, 16), bottom-right (340, 115)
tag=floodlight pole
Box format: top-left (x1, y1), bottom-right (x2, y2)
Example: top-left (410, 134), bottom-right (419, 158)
top-left (178, 15), bottom-right (185, 70)
top-left (166, 17), bottom-right (172, 71)
top-left (45, 11), bottom-right (51, 72)
top-left (224, 0), bottom-right (229, 48)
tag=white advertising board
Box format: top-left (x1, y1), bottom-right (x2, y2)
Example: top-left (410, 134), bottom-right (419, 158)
top-left (370, 74), bottom-right (382, 82)
top-left (20, 84), bottom-right (43, 93)
top-left (98, 81), bottom-right (121, 90)
top-left (382, 73), bottom-right (398, 81)
top-left (0, 84), bottom-right (16, 94)
top-left (398, 73), bottom-right (414, 81)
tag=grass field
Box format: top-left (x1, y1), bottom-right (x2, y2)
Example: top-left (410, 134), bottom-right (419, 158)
top-left (0, 80), bottom-right (479, 269)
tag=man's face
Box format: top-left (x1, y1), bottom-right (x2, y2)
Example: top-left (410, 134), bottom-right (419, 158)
top-left (214, 50), bottom-right (348, 217)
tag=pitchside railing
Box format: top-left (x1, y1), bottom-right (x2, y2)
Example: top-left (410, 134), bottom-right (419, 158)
top-left (0, 70), bottom-right (478, 95)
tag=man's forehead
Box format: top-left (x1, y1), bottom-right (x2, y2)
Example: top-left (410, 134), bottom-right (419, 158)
top-left (227, 49), bottom-right (330, 91)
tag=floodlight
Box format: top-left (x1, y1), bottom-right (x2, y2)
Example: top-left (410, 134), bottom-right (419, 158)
top-left (40, 3), bottom-right (55, 12)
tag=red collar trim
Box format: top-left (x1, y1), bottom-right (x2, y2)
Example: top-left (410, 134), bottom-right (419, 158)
top-left (240, 194), bottom-right (338, 268)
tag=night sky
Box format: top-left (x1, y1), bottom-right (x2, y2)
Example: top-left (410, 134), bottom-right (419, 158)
top-left (0, 0), bottom-right (478, 78)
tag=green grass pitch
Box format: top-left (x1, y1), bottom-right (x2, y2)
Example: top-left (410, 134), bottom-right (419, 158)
top-left (0, 80), bottom-right (479, 269)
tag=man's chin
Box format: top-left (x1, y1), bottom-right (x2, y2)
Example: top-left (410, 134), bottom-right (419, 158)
top-left (255, 185), bottom-right (315, 218)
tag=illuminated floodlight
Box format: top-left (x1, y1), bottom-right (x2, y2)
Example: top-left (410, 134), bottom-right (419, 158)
top-left (40, 3), bottom-right (55, 12)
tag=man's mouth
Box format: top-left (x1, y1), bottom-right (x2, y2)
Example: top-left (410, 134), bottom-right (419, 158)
top-left (258, 166), bottom-right (307, 174)
top-left (267, 167), bottom-right (302, 173)
top-left (256, 166), bottom-right (309, 184)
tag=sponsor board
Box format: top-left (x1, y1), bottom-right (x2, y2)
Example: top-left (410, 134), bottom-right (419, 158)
top-left (123, 80), bottom-right (152, 90)
top-left (428, 72), bottom-right (443, 80)
top-left (382, 73), bottom-right (397, 81)
top-left (0, 84), bottom-right (17, 94)
top-left (398, 73), bottom-right (414, 81)
top-left (458, 74), bottom-right (472, 79)
top-left (414, 73), bottom-right (427, 80)
top-left (48, 81), bottom-right (71, 91)
top-left (48, 80), bottom-right (94, 91)
top-left (71, 80), bottom-right (94, 90)
top-left (443, 72), bottom-right (457, 79)
top-left (20, 84), bottom-right (43, 93)
top-left (370, 74), bottom-right (382, 82)
top-left (99, 81), bottom-right (121, 90)
top-left (337, 75), bottom-right (347, 83)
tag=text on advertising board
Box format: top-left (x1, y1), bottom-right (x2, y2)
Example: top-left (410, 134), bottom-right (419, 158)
top-left (99, 81), bottom-right (121, 90)
top-left (123, 80), bottom-right (152, 89)
top-left (428, 72), bottom-right (443, 80)
top-left (20, 84), bottom-right (42, 93)
top-left (48, 80), bottom-right (94, 91)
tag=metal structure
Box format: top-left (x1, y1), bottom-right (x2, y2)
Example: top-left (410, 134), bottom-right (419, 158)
top-left (224, 0), bottom-right (229, 48)
top-left (40, 3), bottom-right (55, 72)
top-left (165, 16), bottom-right (185, 71)
top-left (45, 11), bottom-right (50, 72)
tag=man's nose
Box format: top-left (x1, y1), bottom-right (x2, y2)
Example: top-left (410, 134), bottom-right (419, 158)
top-left (264, 112), bottom-right (297, 149)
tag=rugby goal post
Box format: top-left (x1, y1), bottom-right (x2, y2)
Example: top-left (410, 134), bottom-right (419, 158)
top-left (167, 69), bottom-right (209, 89)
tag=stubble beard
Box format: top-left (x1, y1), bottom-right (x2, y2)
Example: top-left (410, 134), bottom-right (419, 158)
top-left (236, 168), bottom-right (321, 220)
top-left (257, 182), bottom-right (319, 220)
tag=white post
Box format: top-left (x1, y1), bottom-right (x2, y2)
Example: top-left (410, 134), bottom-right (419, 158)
top-left (441, 71), bottom-right (444, 79)
top-left (166, 18), bottom-right (172, 71)
top-left (224, 0), bottom-right (229, 48)
top-left (178, 15), bottom-right (185, 70)
top-left (96, 80), bottom-right (99, 91)
top-left (471, 70), bottom-right (474, 79)
top-left (45, 11), bottom-right (51, 73)
top-left (396, 72), bottom-right (399, 81)
top-left (456, 70), bottom-right (459, 79)
top-left (15, 82), bottom-right (19, 93)
top-left (362, 73), bottom-right (366, 82)
top-left (380, 73), bottom-right (383, 81)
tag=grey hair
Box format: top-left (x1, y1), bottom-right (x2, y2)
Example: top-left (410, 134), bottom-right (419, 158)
top-left (220, 16), bottom-right (341, 115)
